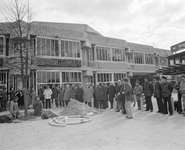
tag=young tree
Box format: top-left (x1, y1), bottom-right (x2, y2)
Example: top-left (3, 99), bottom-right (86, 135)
top-left (0, 0), bottom-right (32, 117)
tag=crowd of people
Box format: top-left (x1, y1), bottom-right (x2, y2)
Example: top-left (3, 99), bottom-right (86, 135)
top-left (1, 74), bottom-right (185, 120)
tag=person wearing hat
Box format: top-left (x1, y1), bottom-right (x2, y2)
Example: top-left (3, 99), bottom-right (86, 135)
top-left (161, 75), bottom-right (173, 115)
top-left (143, 77), bottom-right (154, 112)
top-left (121, 77), bottom-right (133, 119)
top-left (154, 76), bottom-right (163, 113)
top-left (133, 80), bottom-right (143, 110)
top-left (180, 74), bottom-right (185, 116)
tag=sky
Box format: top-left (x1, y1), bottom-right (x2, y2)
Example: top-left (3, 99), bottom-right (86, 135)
top-left (0, 0), bottom-right (185, 50)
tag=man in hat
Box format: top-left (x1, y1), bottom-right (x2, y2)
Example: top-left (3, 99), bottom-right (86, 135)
top-left (161, 75), bottom-right (173, 115)
top-left (154, 76), bottom-right (163, 113)
top-left (143, 77), bottom-right (154, 112)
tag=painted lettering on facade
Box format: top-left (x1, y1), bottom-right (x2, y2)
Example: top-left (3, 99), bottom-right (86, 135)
top-left (171, 41), bottom-right (185, 52)
top-left (35, 58), bottom-right (81, 67)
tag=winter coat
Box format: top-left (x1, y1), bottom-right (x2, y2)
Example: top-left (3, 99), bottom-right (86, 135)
top-left (95, 86), bottom-right (101, 101)
top-left (33, 100), bottom-right (43, 116)
top-left (143, 81), bottom-right (153, 97)
top-left (133, 85), bottom-right (143, 100)
top-left (9, 90), bottom-right (15, 101)
top-left (52, 88), bottom-right (58, 100)
top-left (84, 86), bottom-right (94, 103)
top-left (108, 85), bottom-right (116, 101)
top-left (76, 87), bottom-right (84, 102)
top-left (154, 82), bottom-right (162, 99)
top-left (63, 88), bottom-right (70, 101)
top-left (44, 88), bottom-right (52, 99)
top-left (161, 82), bottom-right (173, 98)
top-left (124, 83), bottom-right (133, 101)
top-left (59, 88), bottom-right (65, 101)
top-left (100, 85), bottom-right (107, 101)
top-left (117, 84), bottom-right (125, 101)
top-left (16, 91), bottom-right (24, 106)
top-left (70, 87), bottom-right (77, 100)
top-left (38, 88), bottom-right (44, 101)
top-left (180, 80), bottom-right (185, 95)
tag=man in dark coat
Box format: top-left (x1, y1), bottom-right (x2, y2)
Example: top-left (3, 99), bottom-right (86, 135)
top-left (51, 84), bottom-right (59, 107)
top-left (76, 84), bottom-right (84, 102)
top-left (174, 77), bottom-right (182, 113)
top-left (95, 83), bottom-right (101, 108)
top-left (108, 82), bottom-right (116, 109)
top-left (100, 83), bottom-right (108, 109)
top-left (161, 76), bottom-right (173, 115)
top-left (38, 85), bottom-right (45, 108)
top-left (154, 76), bottom-right (163, 113)
top-left (119, 80), bottom-right (127, 114)
top-left (143, 77), bottom-right (154, 112)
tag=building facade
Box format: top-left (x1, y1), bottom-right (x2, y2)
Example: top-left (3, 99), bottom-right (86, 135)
top-left (0, 21), bottom-right (171, 92)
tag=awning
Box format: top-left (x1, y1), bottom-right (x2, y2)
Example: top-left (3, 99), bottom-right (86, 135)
top-left (156, 64), bottom-right (185, 75)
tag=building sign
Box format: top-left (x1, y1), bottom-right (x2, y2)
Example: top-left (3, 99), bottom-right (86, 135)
top-left (0, 58), bottom-right (3, 67)
top-left (171, 41), bottom-right (185, 52)
top-left (35, 58), bottom-right (81, 67)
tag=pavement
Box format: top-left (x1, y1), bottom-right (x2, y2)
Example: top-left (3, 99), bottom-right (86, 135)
top-left (0, 93), bottom-right (185, 150)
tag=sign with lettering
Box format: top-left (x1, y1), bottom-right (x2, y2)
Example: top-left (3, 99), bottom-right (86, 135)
top-left (171, 41), bottom-right (185, 52)
top-left (35, 58), bottom-right (81, 67)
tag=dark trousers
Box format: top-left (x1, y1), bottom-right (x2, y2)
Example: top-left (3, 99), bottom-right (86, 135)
top-left (98, 100), bottom-right (107, 109)
top-left (46, 99), bottom-right (51, 109)
top-left (59, 100), bottom-right (65, 107)
top-left (85, 101), bottom-right (91, 107)
top-left (177, 92), bottom-right (182, 113)
top-left (137, 100), bottom-right (141, 110)
top-left (109, 98), bottom-right (114, 108)
top-left (146, 96), bottom-right (153, 111)
top-left (163, 97), bottom-right (173, 115)
top-left (156, 98), bottom-right (163, 113)
top-left (120, 99), bottom-right (126, 114)
top-left (65, 100), bottom-right (69, 106)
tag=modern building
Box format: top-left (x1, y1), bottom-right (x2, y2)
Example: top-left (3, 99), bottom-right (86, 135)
top-left (0, 21), bottom-right (171, 92)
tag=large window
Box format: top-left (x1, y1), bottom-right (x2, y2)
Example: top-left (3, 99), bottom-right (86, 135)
top-left (37, 71), bottom-right (81, 84)
top-left (97, 73), bottom-right (112, 83)
top-left (0, 37), bottom-right (4, 55)
top-left (114, 73), bottom-right (126, 82)
top-left (37, 37), bottom-right (59, 56)
top-left (62, 72), bottom-right (81, 83)
top-left (134, 52), bottom-right (144, 64)
top-left (96, 46), bottom-right (111, 61)
top-left (112, 48), bottom-right (125, 62)
top-left (61, 40), bottom-right (80, 58)
top-left (145, 54), bottom-right (154, 64)
top-left (37, 71), bottom-right (60, 83)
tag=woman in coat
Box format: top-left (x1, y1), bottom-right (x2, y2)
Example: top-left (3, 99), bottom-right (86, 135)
top-left (100, 83), bottom-right (108, 109)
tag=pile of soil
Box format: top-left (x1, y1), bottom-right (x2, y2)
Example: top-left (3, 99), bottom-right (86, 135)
top-left (59, 99), bottom-right (100, 116)
top-left (0, 115), bottom-right (12, 123)
top-left (41, 110), bottom-right (58, 119)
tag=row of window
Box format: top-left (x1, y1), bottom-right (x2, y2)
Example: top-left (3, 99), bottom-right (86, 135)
top-left (97, 73), bottom-right (126, 83)
top-left (37, 71), bottom-right (82, 84)
top-left (0, 36), bottom-right (167, 66)
top-left (37, 38), bottom-right (81, 58)
top-left (134, 52), bottom-right (154, 64)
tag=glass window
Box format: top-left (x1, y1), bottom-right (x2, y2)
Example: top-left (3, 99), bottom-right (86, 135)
top-left (114, 73), bottom-right (126, 82)
top-left (72, 42), bottom-right (77, 57)
top-left (77, 42), bottom-right (80, 58)
top-left (37, 38), bottom-right (41, 55)
top-left (42, 38), bottom-right (46, 55)
top-left (69, 41), bottom-right (72, 57)
top-left (97, 73), bottom-right (112, 83)
top-left (42, 72), bottom-right (46, 83)
top-left (112, 47), bottom-right (125, 62)
top-left (47, 72), bottom-right (51, 83)
top-left (96, 46), bottom-right (111, 61)
top-left (46, 39), bottom-right (50, 56)
top-left (134, 52), bottom-right (144, 64)
top-left (145, 54), bottom-right (154, 64)
top-left (61, 40), bottom-right (65, 57)
top-left (0, 37), bottom-right (3, 55)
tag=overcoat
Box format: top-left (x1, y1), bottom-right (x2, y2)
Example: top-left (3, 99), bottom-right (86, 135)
top-left (108, 85), bottom-right (116, 102)
top-left (154, 82), bottom-right (162, 98)
top-left (143, 81), bottom-right (153, 97)
top-left (76, 87), bottom-right (84, 102)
